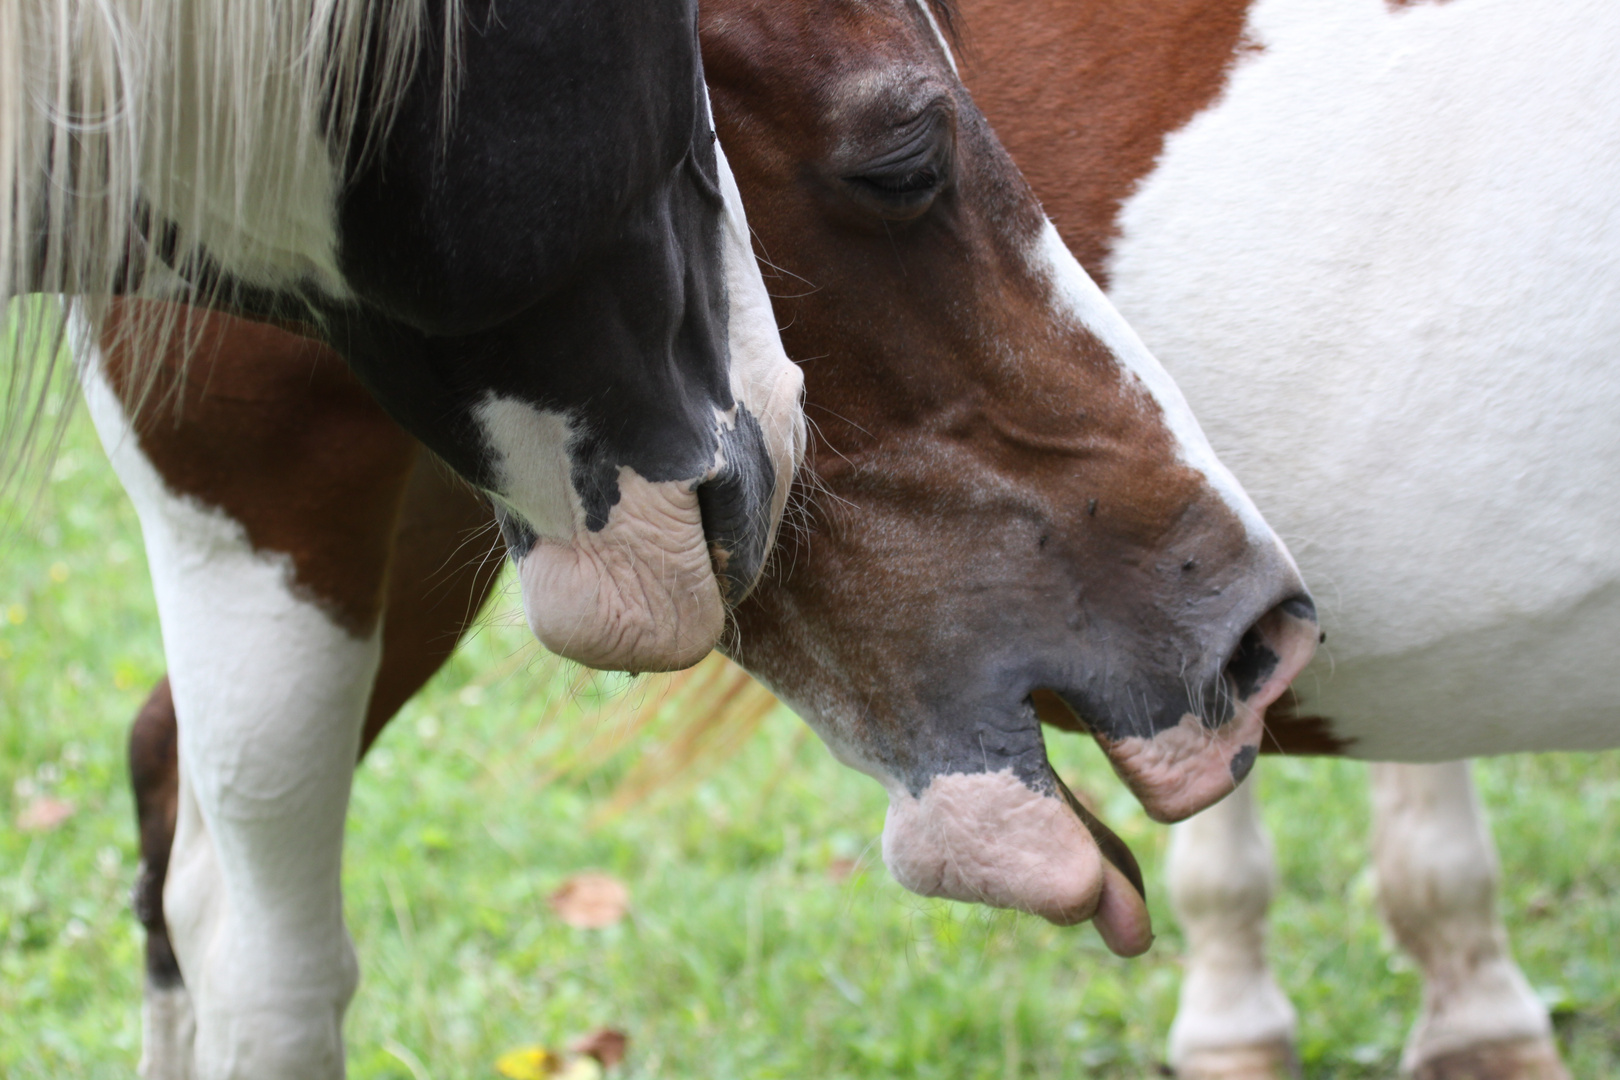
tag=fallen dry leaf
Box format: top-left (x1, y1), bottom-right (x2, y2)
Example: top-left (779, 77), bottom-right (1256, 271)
top-left (826, 857), bottom-right (858, 883)
top-left (569, 1028), bottom-right (628, 1068)
top-left (494, 1045), bottom-right (603, 1080)
top-left (16, 796), bottom-right (76, 833)
top-left (548, 872), bottom-right (630, 929)
top-left (494, 1046), bottom-right (558, 1080)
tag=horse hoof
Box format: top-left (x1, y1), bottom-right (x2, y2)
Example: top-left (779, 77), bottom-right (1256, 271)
top-left (1409, 1036), bottom-right (1571, 1080)
top-left (1175, 1041), bottom-right (1302, 1080)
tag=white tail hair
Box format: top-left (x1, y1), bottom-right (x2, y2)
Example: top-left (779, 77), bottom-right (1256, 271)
top-left (1, 0), bottom-right (458, 484)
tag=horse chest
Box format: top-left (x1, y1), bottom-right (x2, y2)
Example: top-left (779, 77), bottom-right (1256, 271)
top-left (1105, 0), bottom-right (1620, 758)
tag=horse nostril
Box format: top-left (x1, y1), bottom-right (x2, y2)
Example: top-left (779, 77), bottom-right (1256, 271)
top-left (1279, 594), bottom-right (1317, 623)
top-left (1224, 592), bottom-right (1318, 703)
top-left (1224, 625), bottom-right (1279, 702)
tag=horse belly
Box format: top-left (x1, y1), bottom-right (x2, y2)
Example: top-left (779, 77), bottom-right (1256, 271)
top-left (1105, 0), bottom-right (1620, 759)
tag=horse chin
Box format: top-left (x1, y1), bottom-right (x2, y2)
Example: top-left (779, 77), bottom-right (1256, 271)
top-left (516, 470), bottom-right (724, 673)
top-left (879, 769), bottom-right (1154, 956)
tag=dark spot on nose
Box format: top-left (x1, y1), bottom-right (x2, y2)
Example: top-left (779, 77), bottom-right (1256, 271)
top-left (492, 503), bottom-right (539, 558)
top-left (1181, 559), bottom-right (1197, 573)
top-left (1086, 498), bottom-right (1098, 516)
top-left (1230, 745), bottom-right (1258, 783)
top-left (1038, 533), bottom-right (1049, 549)
top-left (1225, 628), bottom-right (1279, 701)
top-left (1280, 594), bottom-right (1317, 622)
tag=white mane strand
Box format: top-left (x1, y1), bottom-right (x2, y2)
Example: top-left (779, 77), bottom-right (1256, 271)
top-left (0, 0), bottom-right (455, 483)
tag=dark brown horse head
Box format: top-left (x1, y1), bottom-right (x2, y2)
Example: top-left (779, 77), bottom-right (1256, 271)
top-left (704, 0), bottom-right (1317, 951)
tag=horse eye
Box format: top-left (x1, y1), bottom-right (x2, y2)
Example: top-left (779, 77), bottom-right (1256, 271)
top-left (843, 149), bottom-right (949, 220)
top-left (849, 164), bottom-right (942, 198)
top-left (842, 107), bottom-right (953, 220)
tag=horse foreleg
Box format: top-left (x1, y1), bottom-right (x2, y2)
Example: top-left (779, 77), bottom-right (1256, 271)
top-left (1370, 762), bottom-right (1568, 1080)
top-left (84, 302), bottom-right (417, 1079)
top-left (118, 434), bottom-right (499, 1078)
top-left (1166, 775), bottom-right (1300, 1080)
top-left (130, 678), bottom-right (194, 1080)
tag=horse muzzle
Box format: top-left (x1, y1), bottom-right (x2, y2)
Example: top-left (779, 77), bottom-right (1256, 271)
top-left (881, 760), bottom-right (1157, 957)
top-left (493, 371), bottom-right (801, 674)
top-left (863, 578), bottom-right (1318, 952)
top-left (1040, 589), bottom-right (1320, 823)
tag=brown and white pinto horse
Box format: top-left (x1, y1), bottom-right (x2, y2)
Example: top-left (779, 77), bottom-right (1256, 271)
top-left (95, 1), bottom-right (1320, 1075)
top-left (960, 0), bottom-right (1619, 1076)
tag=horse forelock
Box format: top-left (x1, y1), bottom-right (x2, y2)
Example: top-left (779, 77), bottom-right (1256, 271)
top-left (0, 0), bottom-right (460, 488)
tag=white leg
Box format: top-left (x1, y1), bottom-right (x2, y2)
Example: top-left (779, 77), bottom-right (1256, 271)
top-left (1371, 762), bottom-right (1568, 1080)
top-left (84, 358), bottom-right (374, 1079)
top-left (141, 983), bottom-right (197, 1080)
top-left (1166, 776), bottom-right (1299, 1080)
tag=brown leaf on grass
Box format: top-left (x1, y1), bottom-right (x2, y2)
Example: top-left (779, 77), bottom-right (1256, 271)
top-left (569, 1028), bottom-right (628, 1068)
top-left (826, 857), bottom-right (859, 883)
top-left (16, 796), bottom-right (75, 832)
top-left (548, 872), bottom-right (630, 929)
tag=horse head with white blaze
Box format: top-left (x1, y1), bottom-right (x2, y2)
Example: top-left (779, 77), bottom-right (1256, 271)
top-left (2, 0), bottom-right (804, 673)
top-left (704, 0), bottom-right (1320, 952)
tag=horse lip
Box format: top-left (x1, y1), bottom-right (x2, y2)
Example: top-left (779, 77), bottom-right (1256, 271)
top-left (1052, 773), bottom-right (1144, 901)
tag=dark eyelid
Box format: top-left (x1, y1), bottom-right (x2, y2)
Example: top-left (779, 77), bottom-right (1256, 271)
top-left (858, 105), bottom-right (950, 174)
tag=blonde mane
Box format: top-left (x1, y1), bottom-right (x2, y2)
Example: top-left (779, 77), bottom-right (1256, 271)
top-left (1, 0), bottom-right (458, 483)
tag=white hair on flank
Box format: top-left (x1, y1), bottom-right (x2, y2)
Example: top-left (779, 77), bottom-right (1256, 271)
top-left (0, 0), bottom-right (461, 484)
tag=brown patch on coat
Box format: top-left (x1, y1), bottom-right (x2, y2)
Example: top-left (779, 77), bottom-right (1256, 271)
top-left (358, 453), bottom-right (502, 753)
top-left (706, 0), bottom-right (1296, 803)
top-left (1258, 694), bottom-right (1353, 756)
top-left (957, 0), bottom-right (1259, 284)
top-left (99, 301), bottom-right (417, 637)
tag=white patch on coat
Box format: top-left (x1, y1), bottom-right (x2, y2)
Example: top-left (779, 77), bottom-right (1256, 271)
top-left (473, 396), bottom-right (582, 541)
top-left (80, 338), bottom-right (372, 1079)
top-left (1107, 0), bottom-right (1620, 758)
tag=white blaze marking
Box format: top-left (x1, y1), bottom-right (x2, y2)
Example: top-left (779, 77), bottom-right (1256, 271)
top-left (1029, 218), bottom-right (1284, 550)
top-left (913, 0), bottom-right (960, 77)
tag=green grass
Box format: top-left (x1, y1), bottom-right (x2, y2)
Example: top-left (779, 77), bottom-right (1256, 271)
top-left (3, 407), bottom-right (1619, 1078)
